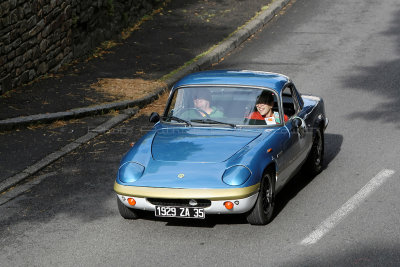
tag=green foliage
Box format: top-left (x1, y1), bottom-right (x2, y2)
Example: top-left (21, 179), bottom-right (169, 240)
top-left (72, 16), bottom-right (78, 26)
top-left (123, 12), bottom-right (129, 24)
top-left (106, 0), bottom-right (115, 16)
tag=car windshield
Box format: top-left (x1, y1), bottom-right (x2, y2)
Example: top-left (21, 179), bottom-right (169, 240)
top-left (163, 86), bottom-right (284, 127)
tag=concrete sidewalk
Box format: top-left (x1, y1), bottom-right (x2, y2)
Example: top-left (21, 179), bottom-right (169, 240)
top-left (0, 0), bottom-right (290, 131)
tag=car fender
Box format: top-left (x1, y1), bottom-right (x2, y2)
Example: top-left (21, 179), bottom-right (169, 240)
top-left (224, 128), bottom-right (284, 189)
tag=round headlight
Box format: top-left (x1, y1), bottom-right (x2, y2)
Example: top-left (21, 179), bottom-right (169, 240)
top-left (222, 165), bottom-right (251, 186)
top-left (118, 162), bottom-right (145, 183)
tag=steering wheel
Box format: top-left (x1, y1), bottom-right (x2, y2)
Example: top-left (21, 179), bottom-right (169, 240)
top-left (174, 107), bottom-right (210, 118)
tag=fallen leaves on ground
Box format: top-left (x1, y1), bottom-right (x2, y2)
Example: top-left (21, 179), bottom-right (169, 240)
top-left (136, 90), bottom-right (170, 116)
top-left (90, 78), bottom-right (167, 100)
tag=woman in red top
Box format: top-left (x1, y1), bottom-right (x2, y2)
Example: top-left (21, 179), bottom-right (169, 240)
top-left (247, 91), bottom-right (288, 123)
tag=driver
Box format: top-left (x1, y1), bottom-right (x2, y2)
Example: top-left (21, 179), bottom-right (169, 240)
top-left (190, 89), bottom-right (224, 119)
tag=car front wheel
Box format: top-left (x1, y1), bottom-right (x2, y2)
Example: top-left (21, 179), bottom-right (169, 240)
top-left (246, 170), bottom-right (275, 225)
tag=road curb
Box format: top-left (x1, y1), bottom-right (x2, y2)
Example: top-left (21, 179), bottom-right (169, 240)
top-left (0, 86), bottom-right (166, 131)
top-left (0, 108), bottom-right (138, 195)
top-left (0, 0), bottom-right (290, 131)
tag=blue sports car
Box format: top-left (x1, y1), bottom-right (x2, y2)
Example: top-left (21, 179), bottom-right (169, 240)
top-left (114, 70), bottom-right (328, 225)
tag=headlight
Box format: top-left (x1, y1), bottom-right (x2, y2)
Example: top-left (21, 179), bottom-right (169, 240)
top-left (118, 162), bottom-right (145, 183)
top-left (222, 165), bottom-right (251, 186)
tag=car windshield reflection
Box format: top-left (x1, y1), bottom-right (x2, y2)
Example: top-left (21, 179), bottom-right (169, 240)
top-left (163, 86), bottom-right (284, 127)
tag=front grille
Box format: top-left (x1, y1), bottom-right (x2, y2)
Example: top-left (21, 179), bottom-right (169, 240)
top-left (147, 198), bottom-right (211, 208)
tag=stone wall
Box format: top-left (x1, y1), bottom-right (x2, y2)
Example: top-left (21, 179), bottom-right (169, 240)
top-left (0, 0), bottom-right (162, 94)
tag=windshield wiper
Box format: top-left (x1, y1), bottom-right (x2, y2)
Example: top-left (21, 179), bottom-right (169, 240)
top-left (163, 116), bottom-right (192, 126)
top-left (191, 118), bottom-right (236, 128)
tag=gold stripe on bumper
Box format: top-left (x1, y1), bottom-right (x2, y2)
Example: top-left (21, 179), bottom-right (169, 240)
top-left (114, 182), bottom-right (260, 200)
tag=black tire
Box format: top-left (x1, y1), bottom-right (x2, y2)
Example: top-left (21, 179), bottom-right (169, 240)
top-left (117, 197), bottom-right (139, 219)
top-left (303, 128), bottom-right (324, 176)
top-left (246, 170), bottom-right (275, 225)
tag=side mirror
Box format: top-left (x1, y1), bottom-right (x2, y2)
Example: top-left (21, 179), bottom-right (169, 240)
top-left (291, 117), bottom-right (302, 129)
top-left (149, 112), bottom-right (160, 123)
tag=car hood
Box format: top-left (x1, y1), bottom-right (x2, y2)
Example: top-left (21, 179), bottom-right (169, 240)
top-left (151, 127), bottom-right (262, 163)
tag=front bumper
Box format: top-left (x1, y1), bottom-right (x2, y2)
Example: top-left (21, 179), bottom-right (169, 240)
top-left (114, 182), bottom-right (260, 214)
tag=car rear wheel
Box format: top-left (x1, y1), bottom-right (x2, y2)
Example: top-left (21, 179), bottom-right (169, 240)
top-left (246, 170), bottom-right (275, 225)
top-left (117, 197), bottom-right (139, 219)
top-left (303, 128), bottom-right (324, 176)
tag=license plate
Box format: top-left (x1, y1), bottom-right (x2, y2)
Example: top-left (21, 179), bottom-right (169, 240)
top-left (155, 206), bottom-right (205, 219)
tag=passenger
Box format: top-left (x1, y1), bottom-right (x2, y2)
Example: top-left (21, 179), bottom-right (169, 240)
top-left (247, 91), bottom-right (288, 123)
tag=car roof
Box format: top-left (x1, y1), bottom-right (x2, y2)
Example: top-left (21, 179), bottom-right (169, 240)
top-left (172, 70), bottom-right (291, 93)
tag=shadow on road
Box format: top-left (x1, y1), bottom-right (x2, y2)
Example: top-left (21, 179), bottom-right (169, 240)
top-left (284, 243), bottom-right (400, 266)
top-left (135, 210), bottom-right (247, 228)
top-left (341, 7), bottom-right (400, 129)
top-left (274, 133), bottom-right (343, 217)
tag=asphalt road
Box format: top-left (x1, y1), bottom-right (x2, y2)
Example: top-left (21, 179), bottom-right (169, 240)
top-left (1, 0), bottom-right (400, 266)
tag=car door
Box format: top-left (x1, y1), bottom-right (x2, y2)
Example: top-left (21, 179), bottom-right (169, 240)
top-left (275, 85), bottom-right (308, 187)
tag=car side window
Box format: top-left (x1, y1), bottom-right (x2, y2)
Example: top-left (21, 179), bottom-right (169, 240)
top-left (292, 85), bottom-right (304, 109)
top-left (281, 86), bottom-right (300, 118)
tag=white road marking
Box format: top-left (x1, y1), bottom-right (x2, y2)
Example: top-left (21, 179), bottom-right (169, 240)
top-left (300, 169), bottom-right (395, 246)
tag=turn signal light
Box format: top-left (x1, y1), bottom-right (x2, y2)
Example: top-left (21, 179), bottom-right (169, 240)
top-left (224, 201), bottom-right (234, 210)
top-left (127, 198), bottom-right (136, 206)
